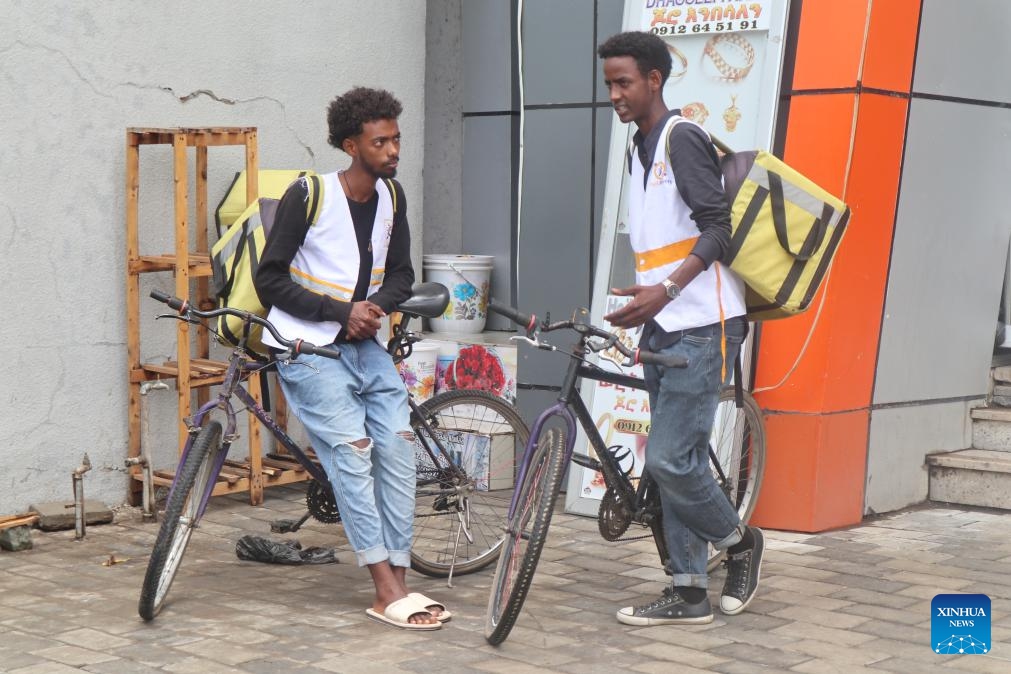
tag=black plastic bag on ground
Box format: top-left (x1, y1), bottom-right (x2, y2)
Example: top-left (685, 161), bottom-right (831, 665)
top-left (235, 535), bottom-right (339, 565)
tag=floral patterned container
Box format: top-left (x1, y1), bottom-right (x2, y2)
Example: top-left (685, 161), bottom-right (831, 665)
top-left (396, 341), bottom-right (439, 402)
top-left (423, 254), bottom-right (493, 334)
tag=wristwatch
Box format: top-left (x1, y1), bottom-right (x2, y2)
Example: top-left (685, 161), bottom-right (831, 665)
top-left (661, 278), bottom-right (681, 300)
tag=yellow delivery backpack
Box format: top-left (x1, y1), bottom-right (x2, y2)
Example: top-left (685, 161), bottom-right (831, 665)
top-left (210, 174), bottom-right (324, 354)
top-left (667, 119), bottom-right (851, 321)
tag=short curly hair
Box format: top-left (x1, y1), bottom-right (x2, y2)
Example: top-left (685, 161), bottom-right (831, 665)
top-left (597, 31), bottom-right (672, 85)
top-left (326, 87), bottom-right (403, 150)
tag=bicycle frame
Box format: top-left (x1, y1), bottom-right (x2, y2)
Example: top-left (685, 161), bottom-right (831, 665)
top-left (165, 333), bottom-right (469, 530)
top-left (508, 329), bottom-right (741, 568)
top-left (165, 347), bottom-right (330, 522)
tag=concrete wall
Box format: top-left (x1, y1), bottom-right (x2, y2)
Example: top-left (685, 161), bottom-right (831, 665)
top-left (0, 1), bottom-right (428, 514)
top-left (423, 0), bottom-right (464, 256)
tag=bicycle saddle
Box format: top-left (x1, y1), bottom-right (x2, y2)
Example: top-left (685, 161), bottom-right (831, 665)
top-left (396, 282), bottom-right (450, 319)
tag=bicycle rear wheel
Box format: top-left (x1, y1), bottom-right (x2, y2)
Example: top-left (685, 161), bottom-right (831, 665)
top-left (707, 387), bottom-right (766, 569)
top-left (485, 427), bottom-right (566, 646)
top-left (410, 389), bottom-right (530, 577)
top-left (138, 421), bottom-right (225, 621)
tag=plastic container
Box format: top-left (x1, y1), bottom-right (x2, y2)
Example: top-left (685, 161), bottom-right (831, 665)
top-left (396, 342), bottom-right (439, 402)
top-left (423, 254), bottom-right (494, 334)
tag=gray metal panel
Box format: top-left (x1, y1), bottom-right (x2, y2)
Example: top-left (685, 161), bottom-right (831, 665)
top-left (592, 106), bottom-right (613, 272)
top-left (462, 0), bottom-right (514, 113)
top-left (873, 98), bottom-right (1011, 405)
top-left (459, 115), bottom-right (515, 318)
top-left (914, 0), bottom-right (1011, 103)
top-left (517, 107), bottom-right (594, 386)
top-left (865, 401), bottom-right (977, 515)
top-left (521, 0), bottom-right (594, 105)
top-left (594, 0), bottom-right (627, 104)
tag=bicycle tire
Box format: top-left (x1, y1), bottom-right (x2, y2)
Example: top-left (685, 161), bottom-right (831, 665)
top-left (138, 421), bottom-right (225, 621)
top-left (484, 427), bottom-right (566, 645)
top-left (410, 389), bottom-right (530, 578)
top-left (706, 387), bottom-right (766, 570)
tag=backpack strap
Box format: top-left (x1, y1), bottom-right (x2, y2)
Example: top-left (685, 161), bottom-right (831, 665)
top-left (304, 174), bottom-right (324, 226)
top-left (384, 178), bottom-right (399, 217)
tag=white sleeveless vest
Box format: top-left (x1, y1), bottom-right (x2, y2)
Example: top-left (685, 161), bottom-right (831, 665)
top-left (262, 172), bottom-right (395, 348)
top-left (627, 115), bottom-right (746, 332)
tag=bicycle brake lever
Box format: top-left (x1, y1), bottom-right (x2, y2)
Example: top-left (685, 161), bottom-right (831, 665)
top-left (509, 335), bottom-right (540, 348)
top-left (509, 335), bottom-right (556, 352)
top-left (276, 352), bottom-right (320, 374)
top-left (156, 312), bottom-right (200, 325)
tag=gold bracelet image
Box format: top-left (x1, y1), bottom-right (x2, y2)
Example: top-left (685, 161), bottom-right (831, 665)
top-left (666, 42), bottom-right (688, 82)
top-left (703, 33), bottom-right (756, 82)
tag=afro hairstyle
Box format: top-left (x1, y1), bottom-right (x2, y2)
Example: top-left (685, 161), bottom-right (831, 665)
top-left (597, 31), bottom-right (672, 85)
top-left (326, 87), bottom-right (403, 151)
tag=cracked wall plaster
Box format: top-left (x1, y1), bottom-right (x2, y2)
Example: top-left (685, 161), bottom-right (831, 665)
top-left (0, 1), bottom-right (428, 514)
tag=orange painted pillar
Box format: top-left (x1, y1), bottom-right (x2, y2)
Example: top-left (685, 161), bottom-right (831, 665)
top-left (750, 0), bottom-right (921, 532)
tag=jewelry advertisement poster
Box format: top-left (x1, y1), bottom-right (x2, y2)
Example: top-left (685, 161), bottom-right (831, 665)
top-left (578, 294), bottom-right (650, 500)
top-left (575, 0), bottom-right (784, 505)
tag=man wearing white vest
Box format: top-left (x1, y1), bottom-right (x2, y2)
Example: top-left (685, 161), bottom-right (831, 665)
top-left (255, 87), bottom-right (447, 630)
top-left (598, 32), bottom-right (764, 626)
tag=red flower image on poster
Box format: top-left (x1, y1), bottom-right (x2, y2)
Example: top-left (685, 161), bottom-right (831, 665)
top-left (444, 344), bottom-right (506, 396)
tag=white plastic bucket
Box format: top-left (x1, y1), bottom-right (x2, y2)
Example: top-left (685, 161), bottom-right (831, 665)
top-left (397, 342), bottom-right (439, 402)
top-left (423, 254), bottom-right (494, 334)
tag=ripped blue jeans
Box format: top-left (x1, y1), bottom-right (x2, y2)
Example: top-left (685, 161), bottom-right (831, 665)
top-left (276, 338), bottom-right (415, 568)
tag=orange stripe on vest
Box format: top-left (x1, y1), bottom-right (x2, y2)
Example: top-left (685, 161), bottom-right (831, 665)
top-left (634, 237), bottom-right (699, 272)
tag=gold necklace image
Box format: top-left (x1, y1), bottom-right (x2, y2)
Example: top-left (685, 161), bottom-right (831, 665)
top-left (723, 95), bottom-right (742, 132)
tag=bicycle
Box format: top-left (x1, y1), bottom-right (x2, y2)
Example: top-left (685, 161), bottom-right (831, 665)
top-left (139, 283), bottom-right (529, 621)
top-left (483, 301), bottom-right (765, 645)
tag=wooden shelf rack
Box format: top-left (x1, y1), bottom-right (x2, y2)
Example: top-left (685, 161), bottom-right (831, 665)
top-left (125, 126), bottom-right (308, 505)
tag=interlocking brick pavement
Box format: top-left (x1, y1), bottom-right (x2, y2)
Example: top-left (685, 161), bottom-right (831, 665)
top-left (1, 486), bottom-right (1009, 673)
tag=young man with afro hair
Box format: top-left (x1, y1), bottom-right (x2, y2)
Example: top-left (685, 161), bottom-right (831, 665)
top-left (597, 32), bottom-right (764, 627)
top-left (256, 87), bottom-right (449, 630)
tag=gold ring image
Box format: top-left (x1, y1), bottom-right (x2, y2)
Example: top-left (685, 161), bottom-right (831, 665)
top-left (703, 33), bottom-right (755, 82)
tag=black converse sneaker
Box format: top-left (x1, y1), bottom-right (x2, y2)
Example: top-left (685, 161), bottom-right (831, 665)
top-left (616, 587), bottom-right (714, 626)
top-left (720, 526), bottom-right (764, 615)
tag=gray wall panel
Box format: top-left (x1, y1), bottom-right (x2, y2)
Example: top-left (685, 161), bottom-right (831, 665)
top-left (915, 0), bottom-right (1011, 103)
top-left (873, 98), bottom-right (1011, 404)
top-left (462, 0), bottom-right (514, 112)
top-left (459, 116), bottom-right (515, 314)
top-left (865, 401), bottom-right (977, 514)
top-left (594, 0), bottom-right (627, 104)
top-left (592, 107), bottom-right (614, 268)
top-left (521, 0), bottom-right (594, 105)
top-left (517, 108), bottom-right (594, 385)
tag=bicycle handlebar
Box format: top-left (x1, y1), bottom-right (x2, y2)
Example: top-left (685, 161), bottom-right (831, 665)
top-left (149, 290), bottom-right (342, 360)
top-left (488, 298), bottom-right (688, 369)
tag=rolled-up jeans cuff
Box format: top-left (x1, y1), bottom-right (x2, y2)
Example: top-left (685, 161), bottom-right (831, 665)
top-left (388, 549), bottom-right (411, 568)
top-left (669, 573), bottom-right (709, 589)
top-left (714, 523), bottom-right (745, 551)
top-left (354, 544), bottom-right (390, 567)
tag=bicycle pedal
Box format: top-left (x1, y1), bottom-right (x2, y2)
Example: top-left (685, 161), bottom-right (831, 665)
top-left (570, 454), bottom-right (602, 472)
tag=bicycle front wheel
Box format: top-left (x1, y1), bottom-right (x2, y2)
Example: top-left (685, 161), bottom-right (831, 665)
top-left (485, 427), bottom-right (566, 646)
top-left (707, 387), bottom-right (766, 570)
top-left (138, 421), bottom-right (225, 621)
top-left (410, 389), bottom-right (530, 577)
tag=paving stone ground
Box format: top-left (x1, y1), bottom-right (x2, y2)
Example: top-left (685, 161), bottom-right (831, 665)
top-left (1, 486), bottom-right (1009, 673)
